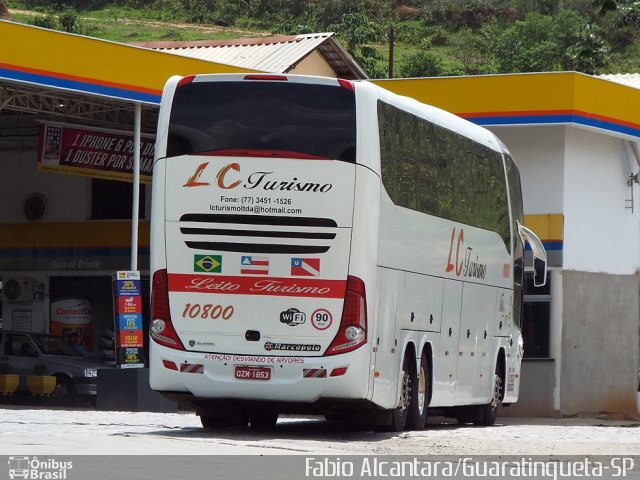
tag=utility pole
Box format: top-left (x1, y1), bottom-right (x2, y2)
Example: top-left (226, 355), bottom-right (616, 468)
top-left (388, 25), bottom-right (395, 78)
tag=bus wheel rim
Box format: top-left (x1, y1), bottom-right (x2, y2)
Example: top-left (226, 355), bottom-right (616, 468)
top-left (417, 366), bottom-right (427, 413)
top-left (399, 369), bottom-right (410, 411)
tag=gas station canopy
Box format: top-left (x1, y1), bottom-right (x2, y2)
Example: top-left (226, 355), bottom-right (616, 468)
top-left (0, 20), bottom-right (256, 129)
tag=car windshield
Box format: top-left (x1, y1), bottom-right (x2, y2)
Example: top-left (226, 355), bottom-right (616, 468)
top-left (32, 335), bottom-right (83, 357)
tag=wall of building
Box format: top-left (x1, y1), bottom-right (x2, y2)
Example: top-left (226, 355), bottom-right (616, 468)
top-left (500, 360), bottom-right (556, 416)
top-left (0, 119), bottom-right (86, 332)
top-left (0, 115), bottom-right (153, 247)
top-left (490, 126), bottom-right (566, 417)
top-left (0, 152), bottom-right (92, 224)
top-left (1, 121), bottom-right (151, 356)
top-left (492, 125), bottom-right (640, 418)
top-left (550, 268), bottom-right (564, 412)
top-left (0, 116), bottom-right (152, 225)
top-left (563, 127), bottom-right (640, 275)
top-left (289, 50), bottom-right (336, 77)
top-left (561, 271), bottom-right (639, 416)
top-left (560, 128), bottom-right (640, 417)
top-left (490, 126), bottom-right (565, 216)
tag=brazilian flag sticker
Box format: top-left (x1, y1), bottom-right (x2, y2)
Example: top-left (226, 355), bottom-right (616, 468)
top-left (194, 254), bottom-right (222, 273)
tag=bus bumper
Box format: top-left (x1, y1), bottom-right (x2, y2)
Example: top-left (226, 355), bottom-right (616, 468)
top-left (149, 342), bottom-right (372, 404)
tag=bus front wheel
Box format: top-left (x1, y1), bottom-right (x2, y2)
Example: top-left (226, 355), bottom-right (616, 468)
top-left (474, 369), bottom-right (504, 426)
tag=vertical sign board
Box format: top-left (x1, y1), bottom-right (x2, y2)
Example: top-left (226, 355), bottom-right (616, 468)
top-left (113, 271), bottom-right (144, 368)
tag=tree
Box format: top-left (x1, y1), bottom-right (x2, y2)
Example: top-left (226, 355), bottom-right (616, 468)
top-left (399, 49), bottom-right (444, 77)
top-left (182, 0), bottom-right (218, 23)
top-left (59, 9), bottom-right (82, 33)
top-left (330, 12), bottom-right (387, 78)
top-left (592, 0), bottom-right (618, 16)
top-left (31, 14), bottom-right (59, 30)
top-left (451, 27), bottom-right (493, 74)
top-left (564, 23), bottom-right (610, 73)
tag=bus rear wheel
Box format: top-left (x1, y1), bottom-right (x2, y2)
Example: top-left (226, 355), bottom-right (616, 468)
top-left (407, 354), bottom-right (429, 430)
top-left (385, 354), bottom-right (415, 432)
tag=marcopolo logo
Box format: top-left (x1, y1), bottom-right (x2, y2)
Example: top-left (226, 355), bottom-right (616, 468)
top-left (8, 456), bottom-right (73, 480)
top-left (184, 162), bottom-right (333, 193)
top-left (264, 342), bottom-right (321, 352)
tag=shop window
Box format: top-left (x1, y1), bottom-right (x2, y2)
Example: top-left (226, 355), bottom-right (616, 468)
top-left (522, 272), bottom-right (551, 358)
top-left (91, 179), bottom-right (145, 220)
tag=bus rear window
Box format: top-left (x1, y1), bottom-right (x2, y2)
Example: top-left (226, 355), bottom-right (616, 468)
top-left (167, 81), bottom-right (357, 162)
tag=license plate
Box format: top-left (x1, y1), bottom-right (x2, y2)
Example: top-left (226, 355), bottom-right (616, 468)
top-left (234, 365), bottom-right (272, 381)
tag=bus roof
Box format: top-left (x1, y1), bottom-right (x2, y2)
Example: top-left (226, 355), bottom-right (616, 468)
top-left (166, 73), bottom-right (505, 155)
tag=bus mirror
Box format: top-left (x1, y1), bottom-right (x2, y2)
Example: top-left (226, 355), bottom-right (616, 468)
top-left (534, 257), bottom-right (547, 288)
top-left (517, 223), bottom-right (548, 287)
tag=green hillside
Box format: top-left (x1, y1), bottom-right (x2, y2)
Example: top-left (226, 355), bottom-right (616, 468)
top-left (3, 0), bottom-right (639, 78)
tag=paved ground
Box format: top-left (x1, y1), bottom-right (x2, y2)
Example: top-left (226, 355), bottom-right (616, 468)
top-left (1, 408), bottom-right (639, 456)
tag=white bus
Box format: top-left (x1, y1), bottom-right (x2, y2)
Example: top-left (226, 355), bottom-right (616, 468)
top-left (149, 73), bottom-right (547, 431)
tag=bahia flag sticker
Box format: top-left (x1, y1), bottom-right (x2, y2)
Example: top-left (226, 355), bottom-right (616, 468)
top-left (240, 256), bottom-right (269, 275)
top-left (291, 258), bottom-right (320, 276)
top-left (194, 254), bottom-right (222, 273)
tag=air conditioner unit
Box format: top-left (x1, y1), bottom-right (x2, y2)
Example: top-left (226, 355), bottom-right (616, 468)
top-left (2, 278), bottom-right (36, 302)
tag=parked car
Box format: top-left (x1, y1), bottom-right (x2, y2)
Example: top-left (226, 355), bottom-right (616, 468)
top-left (0, 330), bottom-right (108, 398)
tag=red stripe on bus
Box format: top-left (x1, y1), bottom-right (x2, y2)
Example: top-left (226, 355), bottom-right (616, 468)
top-left (180, 363), bottom-right (204, 373)
top-left (168, 273), bottom-right (347, 299)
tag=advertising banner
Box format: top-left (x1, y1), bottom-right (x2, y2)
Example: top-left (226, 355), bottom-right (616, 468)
top-left (50, 298), bottom-right (93, 352)
top-left (37, 121), bottom-right (155, 184)
top-left (112, 271), bottom-right (144, 368)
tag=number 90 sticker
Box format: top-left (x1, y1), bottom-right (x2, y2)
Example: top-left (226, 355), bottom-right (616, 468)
top-left (311, 308), bottom-right (332, 331)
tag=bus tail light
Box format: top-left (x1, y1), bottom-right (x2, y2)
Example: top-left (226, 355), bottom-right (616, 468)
top-left (163, 360), bottom-right (178, 371)
top-left (338, 79), bottom-right (354, 91)
top-left (151, 269), bottom-right (185, 350)
top-left (325, 276), bottom-right (367, 356)
top-left (177, 75), bottom-right (195, 88)
top-left (244, 74), bottom-right (287, 81)
top-left (330, 367), bottom-right (348, 377)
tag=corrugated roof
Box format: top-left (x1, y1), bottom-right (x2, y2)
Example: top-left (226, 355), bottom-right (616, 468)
top-left (598, 73), bottom-right (640, 89)
top-left (135, 32), bottom-right (368, 79)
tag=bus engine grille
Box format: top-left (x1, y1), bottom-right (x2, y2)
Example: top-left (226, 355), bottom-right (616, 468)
top-left (179, 214), bottom-right (337, 254)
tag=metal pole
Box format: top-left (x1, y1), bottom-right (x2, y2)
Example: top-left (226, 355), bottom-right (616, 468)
top-left (130, 102), bottom-right (141, 271)
top-left (388, 25), bottom-right (395, 79)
